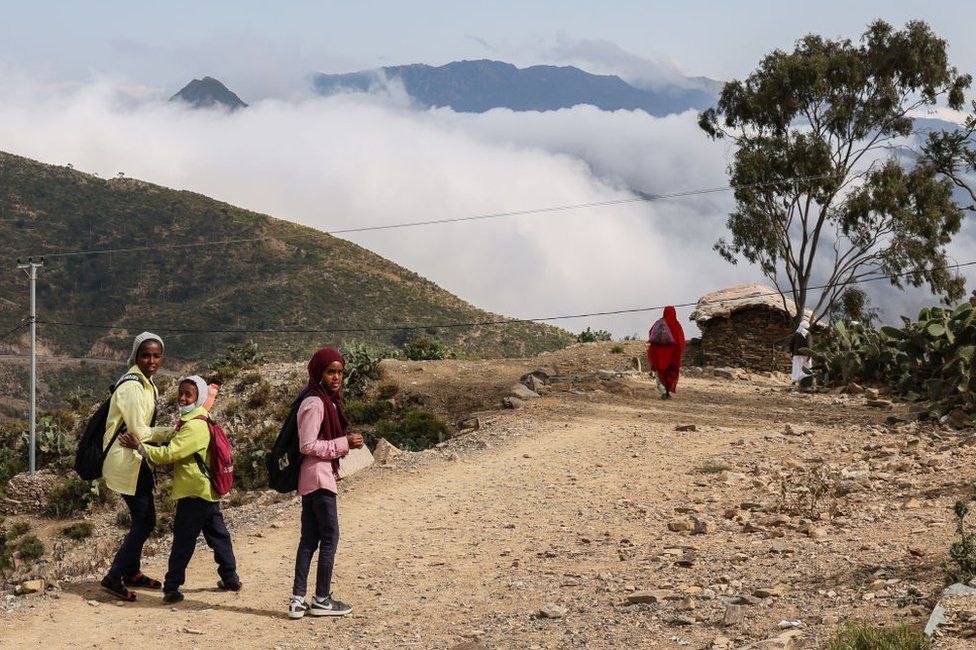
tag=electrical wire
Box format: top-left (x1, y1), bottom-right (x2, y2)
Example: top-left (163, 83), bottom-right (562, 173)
top-left (18, 173), bottom-right (837, 260)
top-left (33, 260), bottom-right (976, 336)
top-left (0, 320), bottom-right (28, 342)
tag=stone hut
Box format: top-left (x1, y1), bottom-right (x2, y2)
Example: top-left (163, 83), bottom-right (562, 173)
top-left (690, 283), bottom-right (819, 372)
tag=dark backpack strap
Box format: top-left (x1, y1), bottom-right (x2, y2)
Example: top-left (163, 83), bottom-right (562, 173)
top-left (102, 375), bottom-right (142, 457)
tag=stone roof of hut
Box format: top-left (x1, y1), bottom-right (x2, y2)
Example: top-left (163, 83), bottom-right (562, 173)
top-left (690, 283), bottom-right (816, 324)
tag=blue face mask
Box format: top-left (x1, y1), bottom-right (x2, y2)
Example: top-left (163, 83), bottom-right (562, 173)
top-left (179, 404), bottom-right (196, 416)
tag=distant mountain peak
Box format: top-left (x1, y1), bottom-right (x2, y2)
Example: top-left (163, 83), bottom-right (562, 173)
top-left (170, 76), bottom-right (247, 111)
top-left (312, 59), bottom-right (716, 117)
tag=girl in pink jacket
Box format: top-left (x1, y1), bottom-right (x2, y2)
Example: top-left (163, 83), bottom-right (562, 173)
top-left (288, 347), bottom-right (364, 619)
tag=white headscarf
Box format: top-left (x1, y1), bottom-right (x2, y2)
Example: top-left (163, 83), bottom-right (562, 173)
top-left (128, 331), bottom-right (164, 366)
top-left (796, 320), bottom-right (810, 338)
top-left (183, 375), bottom-right (209, 408)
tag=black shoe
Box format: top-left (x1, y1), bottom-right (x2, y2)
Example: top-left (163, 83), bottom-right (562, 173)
top-left (217, 580), bottom-right (242, 592)
top-left (308, 595), bottom-right (352, 617)
top-left (163, 591), bottom-right (184, 604)
top-left (100, 576), bottom-right (136, 602)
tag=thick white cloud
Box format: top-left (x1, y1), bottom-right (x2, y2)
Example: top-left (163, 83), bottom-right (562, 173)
top-left (0, 75), bottom-right (972, 340)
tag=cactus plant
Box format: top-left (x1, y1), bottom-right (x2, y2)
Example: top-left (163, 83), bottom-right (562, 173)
top-left (809, 301), bottom-right (976, 416)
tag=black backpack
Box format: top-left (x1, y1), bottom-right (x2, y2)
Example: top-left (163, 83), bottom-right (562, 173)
top-left (266, 388), bottom-right (314, 493)
top-left (74, 374), bottom-right (147, 481)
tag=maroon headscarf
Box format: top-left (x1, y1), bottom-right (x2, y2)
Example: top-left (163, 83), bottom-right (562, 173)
top-left (301, 348), bottom-right (349, 475)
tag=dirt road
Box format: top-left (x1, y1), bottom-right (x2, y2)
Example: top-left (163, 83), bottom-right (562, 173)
top-left (1, 369), bottom-right (970, 649)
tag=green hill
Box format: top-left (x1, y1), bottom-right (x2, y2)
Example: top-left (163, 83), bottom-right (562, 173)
top-left (0, 151), bottom-right (573, 367)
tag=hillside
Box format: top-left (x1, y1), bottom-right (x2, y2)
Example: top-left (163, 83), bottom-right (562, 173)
top-left (312, 59), bottom-right (716, 116)
top-left (169, 76), bottom-right (247, 110)
top-left (0, 151), bottom-right (572, 371)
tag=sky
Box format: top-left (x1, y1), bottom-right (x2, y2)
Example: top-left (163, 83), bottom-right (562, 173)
top-left (0, 2), bottom-right (974, 338)
top-left (3, 1), bottom-right (974, 98)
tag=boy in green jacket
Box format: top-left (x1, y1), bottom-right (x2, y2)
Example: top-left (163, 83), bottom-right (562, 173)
top-left (120, 375), bottom-right (240, 603)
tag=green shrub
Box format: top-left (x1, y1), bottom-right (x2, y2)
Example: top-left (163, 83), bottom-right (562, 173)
top-left (44, 476), bottom-right (102, 518)
top-left (115, 510), bottom-right (131, 528)
top-left (824, 621), bottom-right (929, 650)
top-left (402, 337), bottom-right (450, 361)
top-left (245, 379), bottom-right (272, 409)
top-left (345, 399), bottom-right (393, 425)
top-left (810, 303), bottom-right (976, 416)
top-left (234, 371), bottom-right (264, 393)
top-left (947, 482), bottom-right (976, 584)
top-left (210, 341), bottom-right (266, 383)
top-left (62, 521), bottom-right (94, 540)
top-left (6, 520), bottom-right (30, 540)
top-left (342, 341), bottom-right (385, 398)
top-left (234, 446), bottom-right (267, 491)
top-left (373, 410), bottom-right (449, 451)
top-left (222, 399), bottom-right (242, 419)
top-left (0, 447), bottom-right (26, 499)
top-left (153, 514), bottom-right (173, 539)
top-left (376, 382), bottom-right (399, 399)
top-left (15, 534), bottom-right (44, 561)
top-left (577, 328), bottom-right (612, 343)
top-left (610, 344), bottom-right (624, 354)
top-left (22, 415), bottom-right (76, 470)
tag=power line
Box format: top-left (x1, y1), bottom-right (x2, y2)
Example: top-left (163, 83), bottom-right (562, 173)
top-left (34, 259), bottom-right (976, 336)
top-left (0, 320), bottom-right (28, 342)
top-left (19, 173), bottom-right (836, 261)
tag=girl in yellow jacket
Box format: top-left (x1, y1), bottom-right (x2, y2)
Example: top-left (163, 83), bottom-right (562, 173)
top-left (100, 332), bottom-right (176, 601)
top-left (120, 375), bottom-right (238, 603)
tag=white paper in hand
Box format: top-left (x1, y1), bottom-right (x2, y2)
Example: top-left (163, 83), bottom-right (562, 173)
top-left (338, 445), bottom-right (374, 480)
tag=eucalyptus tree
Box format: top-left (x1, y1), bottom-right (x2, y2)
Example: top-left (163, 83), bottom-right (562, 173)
top-left (700, 20), bottom-right (973, 324)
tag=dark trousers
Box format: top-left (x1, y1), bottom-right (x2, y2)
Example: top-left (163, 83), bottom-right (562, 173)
top-left (292, 489), bottom-right (339, 599)
top-left (164, 497), bottom-right (238, 592)
top-left (107, 463), bottom-right (155, 582)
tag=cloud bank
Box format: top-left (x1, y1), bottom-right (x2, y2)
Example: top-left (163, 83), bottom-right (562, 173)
top-left (0, 74), bottom-right (972, 340)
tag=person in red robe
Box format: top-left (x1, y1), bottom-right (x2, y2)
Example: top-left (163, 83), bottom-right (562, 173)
top-left (647, 306), bottom-right (686, 400)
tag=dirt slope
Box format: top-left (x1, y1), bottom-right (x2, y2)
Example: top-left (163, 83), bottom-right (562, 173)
top-left (1, 351), bottom-right (972, 649)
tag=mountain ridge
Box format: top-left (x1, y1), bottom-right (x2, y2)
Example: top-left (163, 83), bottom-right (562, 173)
top-left (170, 76), bottom-right (248, 110)
top-left (312, 59), bottom-right (716, 116)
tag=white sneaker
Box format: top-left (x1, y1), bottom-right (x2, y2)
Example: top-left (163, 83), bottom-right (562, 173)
top-left (308, 595), bottom-right (353, 617)
top-left (288, 598), bottom-right (309, 619)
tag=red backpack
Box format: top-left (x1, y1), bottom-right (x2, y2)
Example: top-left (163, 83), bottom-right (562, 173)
top-left (179, 415), bottom-right (235, 497)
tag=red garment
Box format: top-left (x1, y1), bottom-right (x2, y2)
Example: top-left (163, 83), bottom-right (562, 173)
top-left (647, 306), bottom-right (686, 394)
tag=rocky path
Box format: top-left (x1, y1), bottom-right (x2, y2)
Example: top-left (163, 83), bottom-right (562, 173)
top-left (1, 373), bottom-right (971, 649)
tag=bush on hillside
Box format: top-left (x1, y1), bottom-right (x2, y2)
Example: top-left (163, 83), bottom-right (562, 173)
top-left (15, 534), bottom-right (44, 561)
top-left (824, 620), bottom-right (929, 650)
top-left (115, 510), bottom-right (131, 528)
top-left (6, 520), bottom-right (30, 541)
top-left (245, 379), bottom-right (273, 409)
top-left (401, 337), bottom-right (450, 361)
top-left (0, 447), bottom-right (26, 499)
top-left (373, 409), bottom-right (450, 451)
top-left (43, 476), bottom-right (105, 518)
top-left (344, 399), bottom-right (393, 426)
top-left (342, 341), bottom-right (386, 398)
top-left (577, 327), bottom-right (612, 343)
top-left (809, 303), bottom-right (976, 417)
top-left (234, 446), bottom-right (267, 491)
top-left (376, 382), bottom-right (399, 399)
top-left (62, 521), bottom-right (94, 540)
top-left (210, 341), bottom-right (267, 383)
top-left (28, 415), bottom-right (76, 470)
top-left (947, 483), bottom-right (976, 584)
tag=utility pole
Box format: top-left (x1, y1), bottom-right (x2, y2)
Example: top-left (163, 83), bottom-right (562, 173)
top-left (16, 257), bottom-right (44, 476)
